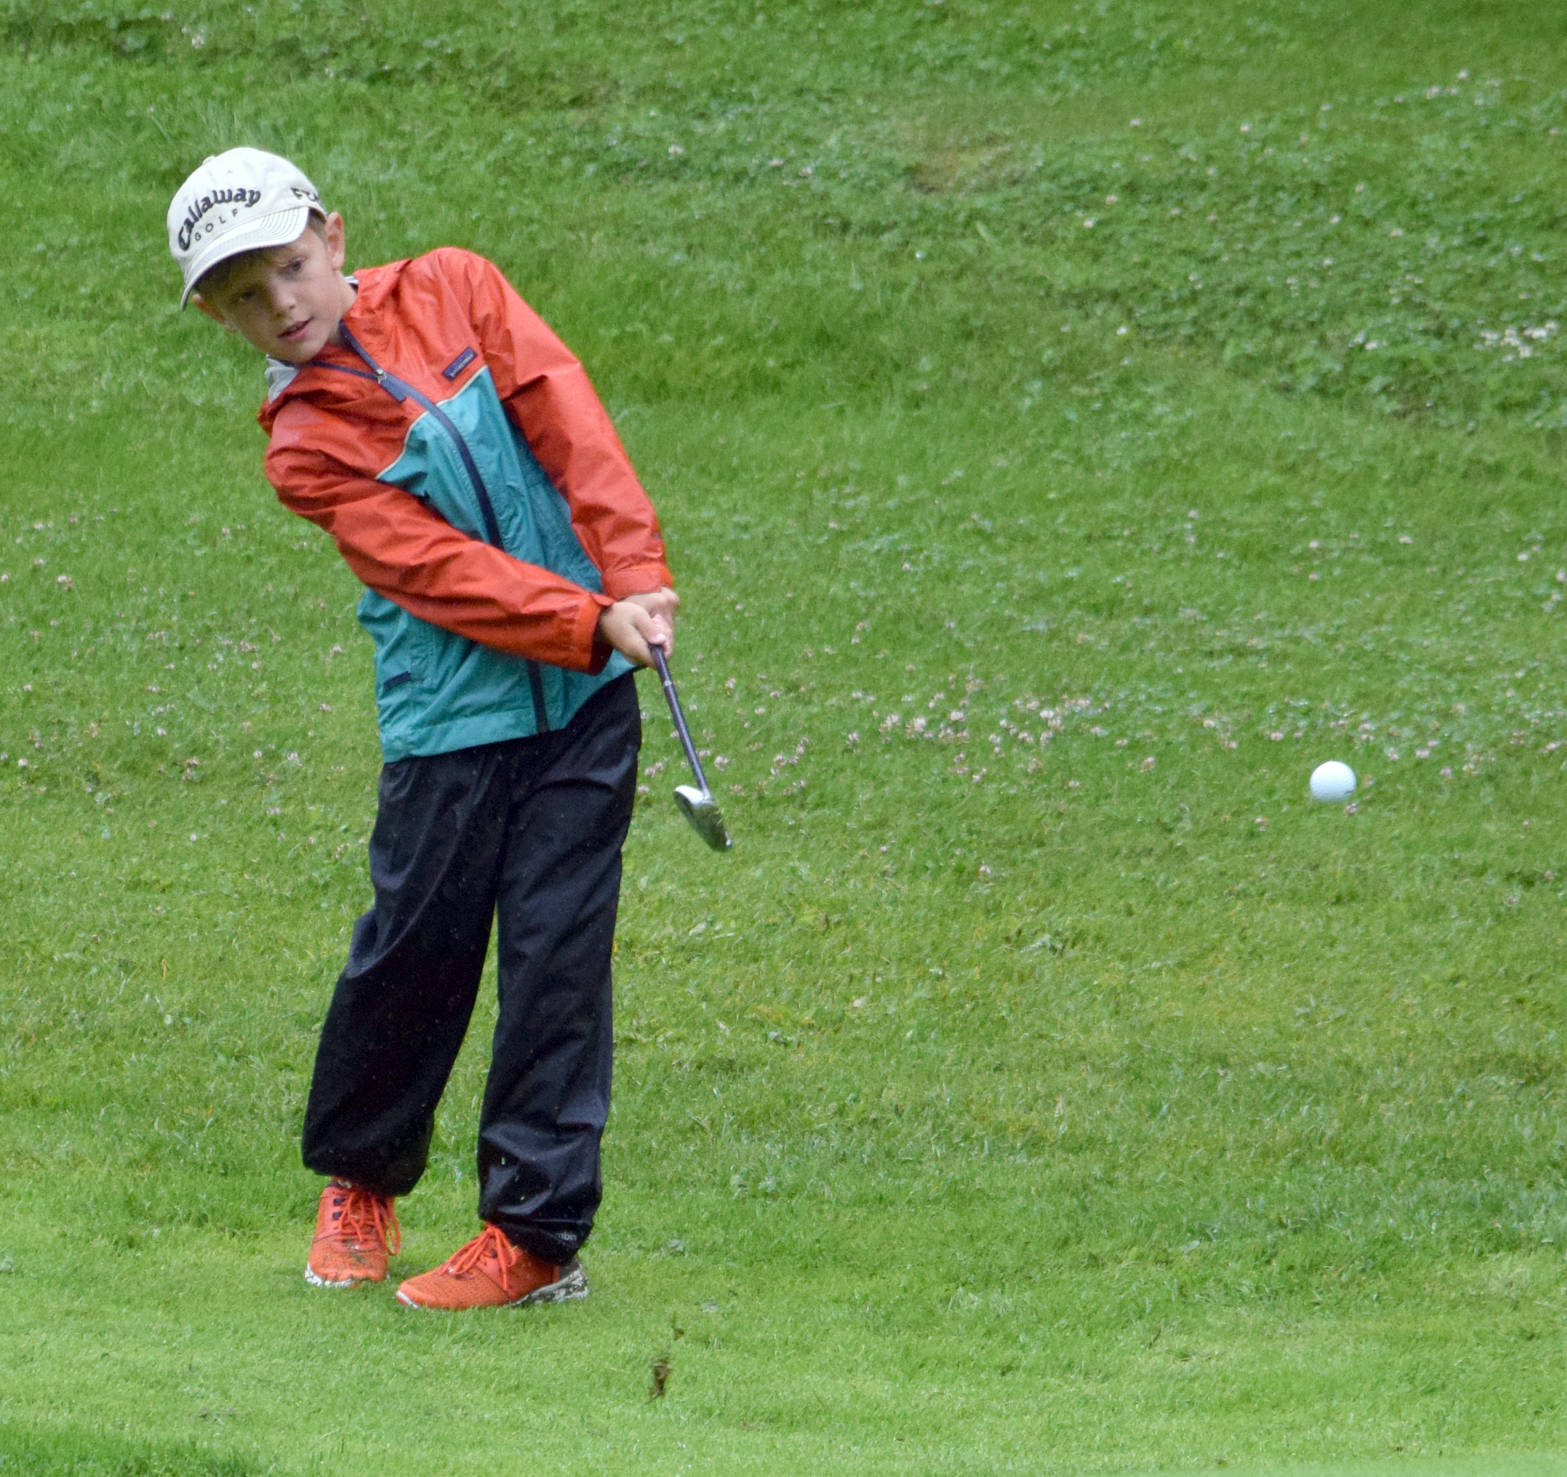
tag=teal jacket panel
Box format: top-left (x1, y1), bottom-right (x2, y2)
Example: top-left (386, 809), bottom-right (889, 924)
top-left (361, 366), bottom-right (631, 761)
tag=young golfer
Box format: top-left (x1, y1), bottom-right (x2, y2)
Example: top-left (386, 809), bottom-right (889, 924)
top-left (167, 146), bottom-right (675, 1309)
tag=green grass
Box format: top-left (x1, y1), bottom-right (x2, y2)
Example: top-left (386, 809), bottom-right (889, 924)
top-left (1, 0), bottom-right (1564, 1472)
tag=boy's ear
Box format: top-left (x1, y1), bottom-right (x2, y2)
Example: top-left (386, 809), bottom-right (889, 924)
top-left (192, 294), bottom-right (235, 331)
top-left (324, 211), bottom-right (347, 271)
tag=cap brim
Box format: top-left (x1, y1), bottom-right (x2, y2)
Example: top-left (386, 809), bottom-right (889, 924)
top-left (178, 203), bottom-right (315, 308)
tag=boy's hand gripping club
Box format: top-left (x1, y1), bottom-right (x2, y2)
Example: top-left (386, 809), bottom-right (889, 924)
top-left (649, 645), bottom-right (732, 852)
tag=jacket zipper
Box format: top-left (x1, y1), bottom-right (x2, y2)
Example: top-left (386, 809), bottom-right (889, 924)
top-left (320, 328), bottom-right (551, 733)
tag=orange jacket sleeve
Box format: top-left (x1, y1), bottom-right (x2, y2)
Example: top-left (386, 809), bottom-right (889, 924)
top-left (267, 432), bottom-right (615, 673)
top-left (454, 251), bottom-right (673, 600)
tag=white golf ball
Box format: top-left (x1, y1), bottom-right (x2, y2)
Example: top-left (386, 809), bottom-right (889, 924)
top-left (1309, 760), bottom-right (1356, 803)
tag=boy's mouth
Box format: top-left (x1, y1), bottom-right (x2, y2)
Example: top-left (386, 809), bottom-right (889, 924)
top-left (279, 320), bottom-right (311, 342)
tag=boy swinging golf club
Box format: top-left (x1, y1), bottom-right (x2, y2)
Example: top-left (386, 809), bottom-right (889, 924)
top-left (167, 145), bottom-right (701, 1308)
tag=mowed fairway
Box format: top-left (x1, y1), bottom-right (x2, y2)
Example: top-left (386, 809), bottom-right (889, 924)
top-left (1, 1), bottom-right (1564, 1473)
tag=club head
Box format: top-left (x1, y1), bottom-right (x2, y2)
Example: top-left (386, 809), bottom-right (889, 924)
top-left (674, 783), bottom-right (733, 852)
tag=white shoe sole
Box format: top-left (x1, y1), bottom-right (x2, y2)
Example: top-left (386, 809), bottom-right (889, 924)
top-left (304, 1266), bottom-right (384, 1288)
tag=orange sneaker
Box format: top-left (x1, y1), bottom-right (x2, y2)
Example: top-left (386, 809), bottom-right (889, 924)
top-left (395, 1223), bottom-right (587, 1310)
top-left (305, 1181), bottom-right (401, 1288)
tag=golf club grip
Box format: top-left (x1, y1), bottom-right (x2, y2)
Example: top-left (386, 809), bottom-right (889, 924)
top-left (650, 646), bottom-right (711, 792)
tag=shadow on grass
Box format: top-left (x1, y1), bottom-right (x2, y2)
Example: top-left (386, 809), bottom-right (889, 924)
top-left (1149, 1454), bottom-right (1566, 1477)
top-left (0, 1422), bottom-right (260, 1477)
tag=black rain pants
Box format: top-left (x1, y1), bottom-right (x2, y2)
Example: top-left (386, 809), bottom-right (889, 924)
top-left (300, 673), bottom-right (640, 1265)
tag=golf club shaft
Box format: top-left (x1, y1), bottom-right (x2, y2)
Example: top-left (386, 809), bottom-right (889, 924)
top-left (650, 645), bottom-right (712, 794)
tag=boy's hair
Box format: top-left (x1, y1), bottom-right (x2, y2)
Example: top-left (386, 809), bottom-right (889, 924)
top-left (167, 146), bottom-right (326, 308)
top-left (194, 214), bottom-right (329, 302)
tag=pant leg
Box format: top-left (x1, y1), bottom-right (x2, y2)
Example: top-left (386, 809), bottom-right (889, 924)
top-left (301, 746), bottom-right (511, 1197)
top-left (477, 675), bottom-right (640, 1263)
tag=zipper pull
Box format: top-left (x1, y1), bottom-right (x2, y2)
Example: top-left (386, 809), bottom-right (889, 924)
top-left (340, 326), bottom-right (405, 401)
top-left (369, 365), bottom-right (407, 404)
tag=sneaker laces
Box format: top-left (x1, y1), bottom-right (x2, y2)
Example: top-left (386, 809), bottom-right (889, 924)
top-left (333, 1184), bottom-right (402, 1257)
top-left (445, 1223), bottom-right (517, 1277)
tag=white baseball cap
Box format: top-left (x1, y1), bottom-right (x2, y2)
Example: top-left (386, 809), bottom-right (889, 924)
top-left (167, 147), bottom-right (326, 307)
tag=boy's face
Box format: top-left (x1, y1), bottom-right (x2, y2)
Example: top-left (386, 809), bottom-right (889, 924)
top-left (194, 213), bottom-right (355, 362)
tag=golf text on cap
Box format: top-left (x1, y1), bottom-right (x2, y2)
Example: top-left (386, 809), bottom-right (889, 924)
top-left (175, 183), bottom-right (319, 252)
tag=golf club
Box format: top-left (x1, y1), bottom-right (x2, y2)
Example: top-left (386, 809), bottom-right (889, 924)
top-left (649, 644), bottom-right (732, 852)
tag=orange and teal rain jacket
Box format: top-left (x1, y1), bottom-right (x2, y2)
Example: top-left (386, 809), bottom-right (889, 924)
top-left (257, 247), bottom-right (672, 762)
